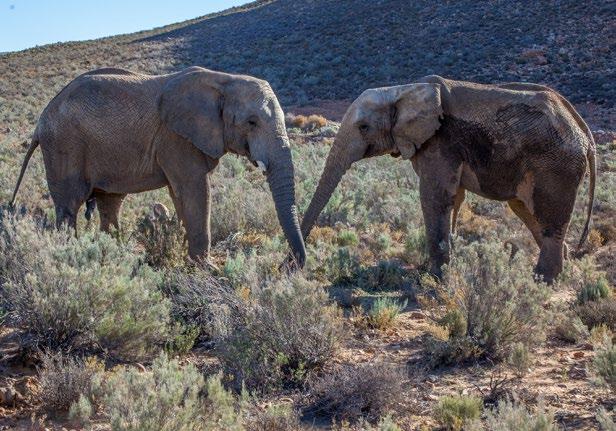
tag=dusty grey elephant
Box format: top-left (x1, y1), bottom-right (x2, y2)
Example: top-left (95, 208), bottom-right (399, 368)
top-left (11, 66), bottom-right (306, 266)
top-left (301, 76), bottom-right (596, 283)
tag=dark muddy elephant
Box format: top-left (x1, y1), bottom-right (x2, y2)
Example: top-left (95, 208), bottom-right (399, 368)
top-left (301, 76), bottom-right (596, 283)
top-left (11, 66), bottom-right (306, 266)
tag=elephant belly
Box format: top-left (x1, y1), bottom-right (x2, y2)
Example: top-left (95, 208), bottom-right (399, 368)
top-left (460, 162), bottom-right (521, 202)
top-left (87, 143), bottom-right (168, 194)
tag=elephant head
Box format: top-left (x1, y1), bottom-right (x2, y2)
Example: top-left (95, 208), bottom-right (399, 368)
top-left (301, 83), bottom-right (443, 239)
top-left (159, 67), bottom-right (306, 266)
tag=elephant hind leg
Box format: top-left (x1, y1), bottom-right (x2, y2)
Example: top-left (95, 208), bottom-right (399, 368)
top-left (507, 198), bottom-right (543, 248)
top-left (50, 181), bottom-right (91, 231)
top-left (95, 192), bottom-right (126, 232)
top-left (532, 177), bottom-right (578, 284)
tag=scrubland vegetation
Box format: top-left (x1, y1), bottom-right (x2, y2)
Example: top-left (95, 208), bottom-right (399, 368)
top-left (1, 0), bottom-right (615, 429)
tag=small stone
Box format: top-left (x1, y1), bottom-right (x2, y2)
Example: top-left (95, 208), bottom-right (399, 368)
top-left (410, 311), bottom-right (425, 319)
top-left (573, 351), bottom-right (584, 359)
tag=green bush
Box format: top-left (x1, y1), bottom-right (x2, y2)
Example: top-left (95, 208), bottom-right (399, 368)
top-left (217, 275), bottom-right (343, 391)
top-left (433, 395), bottom-right (482, 431)
top-left (577, 278), bottom-right (611, 304)
top-left (425, 238), bottom-right (550, 365)
top-left (480, 398), bottom-right (559, 431)
top-left (96, 354), bottom-right (244, 431)
top-left (0, 215), bottom-right (171, 360)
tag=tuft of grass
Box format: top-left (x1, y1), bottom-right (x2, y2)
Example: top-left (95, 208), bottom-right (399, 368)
top-left (597, 408), bottom-right (616, 431)
top-left (308, 363), bottom-right (404, 423)
top-left (433, 395), bottom-right (483, 431)
top-left (366, 297), bottom-right (407, 330)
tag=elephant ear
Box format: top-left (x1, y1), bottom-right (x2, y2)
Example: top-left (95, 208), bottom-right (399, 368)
top-left (159, 71), bottom-right (225, 159)
top-left (392, 83), bottom-right (443, 159)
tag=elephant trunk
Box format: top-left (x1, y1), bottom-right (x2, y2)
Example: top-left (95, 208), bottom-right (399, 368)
top-left (267, 143), bottom-right (307, 267)
top-left (300, 132), bottom-right (353, 240)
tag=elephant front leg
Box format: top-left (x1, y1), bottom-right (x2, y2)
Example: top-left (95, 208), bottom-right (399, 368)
top-left (420, 184), bottom-right (457, 278)
top-left (168, 173), bottom-right (212, 260)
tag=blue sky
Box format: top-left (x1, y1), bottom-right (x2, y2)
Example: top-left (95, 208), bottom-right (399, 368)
top-left (0, 0), bottom-right (247, 53)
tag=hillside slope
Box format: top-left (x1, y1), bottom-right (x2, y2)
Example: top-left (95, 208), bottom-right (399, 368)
top-left (1, 0), bottom-right (614, 134)
top-left (141, 0), bottom-right (614, 117)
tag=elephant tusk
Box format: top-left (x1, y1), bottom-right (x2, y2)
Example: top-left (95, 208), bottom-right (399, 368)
top-left (256, 160), bottom-right (267, 172)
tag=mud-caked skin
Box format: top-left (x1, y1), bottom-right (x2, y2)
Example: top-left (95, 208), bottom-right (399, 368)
top-left (11, 67), bottom-right (306, 267)
top-left (301, 76), bottom-right (596, 283)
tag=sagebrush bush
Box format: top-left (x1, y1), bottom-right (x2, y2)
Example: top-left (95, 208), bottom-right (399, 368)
top-left (96, 354), bottom-right (244, 431)
top-left (477, 398), bottom-right (559, 431)
top-left (217, 275), bottom-right (343, 391)
top-left (553, 312), bottom-right (589, 344)
top-left (424, 238), bottom-right (550, 365)
top-left (0, 214), bottom-right (171, 360)
top-left (37, 351), bottom-right (101, 412)
top-left (308, 363), bottom-right (404, 423)
top-left (592, 337), bottom-right (616, 390)
top-left (433, 395), bottom-right (482, 431)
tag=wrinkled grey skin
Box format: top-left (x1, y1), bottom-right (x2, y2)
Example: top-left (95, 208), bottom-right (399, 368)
top-left (301, 76), bottom-right (596, 283)
top-left (11, 66), bottom-right (306, 266)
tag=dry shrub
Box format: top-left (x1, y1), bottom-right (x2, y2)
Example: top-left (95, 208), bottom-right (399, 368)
top-left (134, 204), bottom-right (184, 268)
top-left (307, 363), bottom-right (404, 423)
top-left (285, 113), bottom-right (327, 130)
top-left (552, 311), bottom-right (589, 344)
top-left (246, 404), bottom-right (303, 431)
top-left (217, 275), bottom-right (343, 392)
top-left (37, 351), bottom-right (101, 412)
top-left (306, 114), bottom-right (328, 130)
top-left (576, 297), bottom-right (616, 332)
top-left (365, 297), bottom-right (407, 330)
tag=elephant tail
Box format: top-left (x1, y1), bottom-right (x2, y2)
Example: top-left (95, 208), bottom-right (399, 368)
top-left (577, 139), bottom-right (596, 252)
top-left (9, 137), bottom-right (39, 207)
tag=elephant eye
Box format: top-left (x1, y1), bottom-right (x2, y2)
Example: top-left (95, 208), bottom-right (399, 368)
top-left (247, 119), bottom-right (258, 128)
top-left (358, 123), bottom-right (369, 133)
